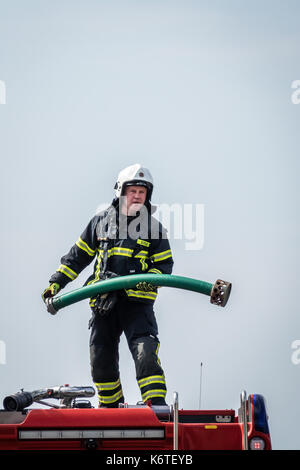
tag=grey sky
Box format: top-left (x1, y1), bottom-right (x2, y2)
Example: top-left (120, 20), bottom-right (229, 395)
top-left (0, 0), bottom-right (299, 450)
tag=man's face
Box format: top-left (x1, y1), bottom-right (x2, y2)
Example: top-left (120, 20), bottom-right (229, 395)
top-left (121, 185), bottom-right (147, 215)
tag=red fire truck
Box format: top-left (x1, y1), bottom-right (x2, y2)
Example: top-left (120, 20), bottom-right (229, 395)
top-left (0, 386), bottom-right (271, 451)
top-left (0, 276), bottom-right (271, 452)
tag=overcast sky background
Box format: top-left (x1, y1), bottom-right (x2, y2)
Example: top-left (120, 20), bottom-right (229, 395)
top-left (0, 0), bottom-right (299, 450)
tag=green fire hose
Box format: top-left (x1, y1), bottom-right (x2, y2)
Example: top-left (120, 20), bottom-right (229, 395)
top-left (45, 274), bottom-right (232, 315)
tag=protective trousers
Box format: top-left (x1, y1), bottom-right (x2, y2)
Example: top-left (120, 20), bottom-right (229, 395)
top-left (89, 296), bottom-right (167, 407)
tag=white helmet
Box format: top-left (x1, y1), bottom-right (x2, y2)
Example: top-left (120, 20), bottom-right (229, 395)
top-left (114, 163), bottom-right (154, 200)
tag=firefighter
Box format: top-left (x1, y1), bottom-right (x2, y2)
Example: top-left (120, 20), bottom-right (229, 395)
top-left (42, 164), bottom-right (174, 408)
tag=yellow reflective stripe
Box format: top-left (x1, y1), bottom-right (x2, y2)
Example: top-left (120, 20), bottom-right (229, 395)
top-left (134, 250), bottom-right (148, 258)
top-left (76, 237), bottom-right (96, 257)
top-left (99, 247), bottom-right (149, 258)
top-left (57, 264), bottom-right (78, 280)
top-left (156, 342), bottom-right (161, 366)
top-left (150, 250), bottom-right (172, 262)
top-left (110, 247), bottom-right (132, 257)
top-left (140, 258), bottom-right (148, 271)
top-left (98, 389), bottom-right (123, 404)
top-left (138, 375), bottom-right (166, 387)
top-left (142, 390), bottom-right (167, 401)
top-left (148, 268), bottom-right (162, 274)
top-left (133, 250), bottom-right (149, 271)
top-left (97, 247), bottom-right (134, 258)
top-left (87, 250), bottom-right (102, 286)
top-left (95, 379), bottom-right (121, 391)
top-left (109, 251), bottom-right (131, 257)
top-left (126, 289), bottom-right (157, 300)
top-left (93, 250), bottom-right (102, 282)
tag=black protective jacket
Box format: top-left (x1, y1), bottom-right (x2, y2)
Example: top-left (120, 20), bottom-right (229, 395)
top-left (49, 201), bottom-right (174, 306)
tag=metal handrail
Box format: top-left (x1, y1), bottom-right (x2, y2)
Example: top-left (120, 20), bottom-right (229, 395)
top-left (240, 390), bottom-right (249, 450)
top-left (173, 391), bottom-right (179, 450)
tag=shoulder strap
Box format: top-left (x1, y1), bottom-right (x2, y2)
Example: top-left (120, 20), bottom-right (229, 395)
top-left (96, 205), bottom-right (118, 274)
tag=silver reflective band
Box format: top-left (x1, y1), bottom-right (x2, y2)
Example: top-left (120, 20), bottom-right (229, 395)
top-left (19, 429), bottom-right (164, 440)
top-left (45, 298), bottom-right (58, 315)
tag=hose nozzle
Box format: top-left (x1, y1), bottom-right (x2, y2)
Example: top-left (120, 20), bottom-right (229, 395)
top-left (210, 279), bottom-right (232, 307)
top-left (3, 391), bottom-right (33, 411)
top-left (45, 298), bottom-right (58, 315)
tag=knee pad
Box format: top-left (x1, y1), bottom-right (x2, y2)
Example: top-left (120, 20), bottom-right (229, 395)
top-left (130, 335), bottom-right (164, 379)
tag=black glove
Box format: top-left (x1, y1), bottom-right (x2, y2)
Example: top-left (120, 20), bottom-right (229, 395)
top-left (93, 272), bottom-right (119, 316)
top-left (94, 291), bottom-right (118, 316)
